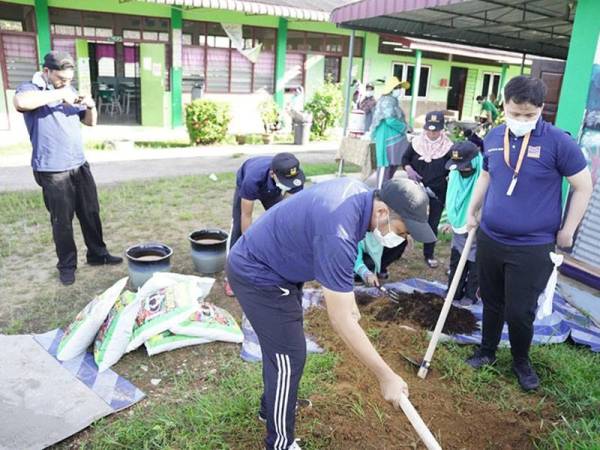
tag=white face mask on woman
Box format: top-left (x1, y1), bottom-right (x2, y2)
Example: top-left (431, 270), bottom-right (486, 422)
top-left (365, 91), bottom-right (374, 98)
top-left (373, 215), bottom-right (406, 248)
top-left (392, 88), bottom-right (402, 98)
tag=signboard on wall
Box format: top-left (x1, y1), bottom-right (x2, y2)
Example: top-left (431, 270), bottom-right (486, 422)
top-left (75, 39), bottom-right (91, 96)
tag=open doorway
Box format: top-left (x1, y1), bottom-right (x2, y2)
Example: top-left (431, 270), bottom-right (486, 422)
top-left (447, 66), bottom-right (468, 119)
top-left (88, 41), bottom-right (141, 125)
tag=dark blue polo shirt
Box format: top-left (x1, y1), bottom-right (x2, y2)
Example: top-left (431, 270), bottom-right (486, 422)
top-left (228, 177), bottom-right (374, 292)
top-left (236, 156), bottom-right (282, 203)
top-left (481, 118), bottom-right (587, 245)
top-left (16, 82), bottom-right (87, 172)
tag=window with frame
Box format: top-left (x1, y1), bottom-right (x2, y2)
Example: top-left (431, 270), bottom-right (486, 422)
top-left (182, 21), bottom-right (276, 94)
top-left (481, 72), bottom-right (501, 99)
top-left (392, 62), bottom-right (430, 98)
top-left (324, 56), bottom-right (341, 83)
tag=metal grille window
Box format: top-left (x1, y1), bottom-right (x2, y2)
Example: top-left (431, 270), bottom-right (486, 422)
top-left (1, 32), bottom-right (38, 88)
top-left (182, 21), bottom-right (276, 94)
top-left (284, 53), bottom-right (304, 90)
top-left (324, 56), bottom-right (341, 83)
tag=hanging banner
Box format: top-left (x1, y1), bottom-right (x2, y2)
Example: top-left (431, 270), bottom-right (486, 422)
top-left (579, 35), bottom-right (600, 184)
top-left (221, 23), bottom-right (262, 64)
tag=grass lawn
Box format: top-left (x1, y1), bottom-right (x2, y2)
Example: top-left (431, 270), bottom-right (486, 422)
top-left (0, 162), bottom-right (598, 449)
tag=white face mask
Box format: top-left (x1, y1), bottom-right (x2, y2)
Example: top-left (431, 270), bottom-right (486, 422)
top-left (275, 181), bottom-right (291, 193)
top-left (506, 114), bottom-right (539, 137)
top-left (365, 91), bottom-right (374, 98)
top-left (392, 88), bottom-right (401, 98)
top-left (373, 215), bottom-right (406, 248)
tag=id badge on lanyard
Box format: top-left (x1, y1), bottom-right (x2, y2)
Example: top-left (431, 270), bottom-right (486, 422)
top-left (503, 129), bottom-right (531, 196)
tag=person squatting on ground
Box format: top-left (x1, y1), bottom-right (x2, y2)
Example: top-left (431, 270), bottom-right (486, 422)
top-left (226, 176), bottom-right (436, 450)
top-left (466, 76), bottom-right (592, 391)
top-left (402, 111), bottom-right (453, 268)
top-left (443, 141), bottom-right (483, 305)
top-left (13, 51), bottom-right (123, 286)
top-left (367, 76), bottom-right (408, 187)
top-left (224, 153), bottom-right (305, 296)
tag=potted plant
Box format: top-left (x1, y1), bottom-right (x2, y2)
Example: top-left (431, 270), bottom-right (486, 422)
top-left (259, 99), bottom-right (281, 144)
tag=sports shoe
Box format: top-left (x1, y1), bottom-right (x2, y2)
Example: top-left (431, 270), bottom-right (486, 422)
top-left (258, 399), bottom-right (312, 423)
top-left (87, 253), bottom-right (123, 266)
top-left (288, 440), bottom-right (302, 450)
top-left (512, 358), bottom-right (539, 391)
top-left (465, 349), bottom-right (496, 369)
top-left (425, 258), bottom-right (439, 269)
top-left (224, 279), bottom-right (235, 297)
top-left (59, 269), bottom-right (75, 286)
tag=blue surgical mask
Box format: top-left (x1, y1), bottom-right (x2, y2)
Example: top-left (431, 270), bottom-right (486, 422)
top-left (373, 216), bottom-right (406, 248)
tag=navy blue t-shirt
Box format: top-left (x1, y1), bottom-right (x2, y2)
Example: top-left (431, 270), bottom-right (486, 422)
top-left (16, 81), bottom-right (87, 172)
top-left (228, 177), bottom-right (374, 292)
top-left (236, 156), bottom-right (282, 203)
top-left (481, 118), bottom-right (587, 245)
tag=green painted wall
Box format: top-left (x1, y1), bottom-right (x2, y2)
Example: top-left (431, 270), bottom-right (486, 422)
top-left (140, 43), bottom-right (166, 127)
top-left (305, 54), bottom-right (325, 100)
top-left (556, 0), bottom-right (600, 136)
top-left (170, 7), bottom-right (183, 128)
top-left (34, 0), bottom-right (51, 63)
top-left (275, 18), bottom-right (288, 108)
top-left (5, 0), bottom-right (34, 5)
top-left (47, 0), bottom-right (171, 17)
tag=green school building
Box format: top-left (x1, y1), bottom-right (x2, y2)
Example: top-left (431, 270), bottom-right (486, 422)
top-left (0, 0), bottom-right (531, 134)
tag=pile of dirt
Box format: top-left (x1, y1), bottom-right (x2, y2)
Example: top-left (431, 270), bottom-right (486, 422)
top-left (301, 307), bottom-right (555, 450)
top-left (374, 290), bottom-right (479, 335)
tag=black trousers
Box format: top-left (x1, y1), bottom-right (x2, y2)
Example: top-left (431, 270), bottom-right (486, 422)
top-left (362, 240), bottom-right (408, 274)
top-left (477, 230), bottom-right (554, 360)
top-left (448, 247), bottom-right (478, 301)
top-left (34, 162), bottom-right (107, 271)
top-left (423, 195), bottom-right (444, 260)
top-left (227, 263), bottom-right (306, 450)
top-left (228, 187), bottom-right (282, 252)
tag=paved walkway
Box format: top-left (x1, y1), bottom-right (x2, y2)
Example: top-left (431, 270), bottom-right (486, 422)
top-left (0, 142), bottom-right (339, 192)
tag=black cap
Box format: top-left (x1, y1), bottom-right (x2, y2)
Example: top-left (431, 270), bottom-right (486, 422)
top-left (445, 141), bottom-right (480, 170)
top-left (43, 51), bottom-right (75, 70)
top-left (424, 111), bottom-right (444, 131)
top-left (271, 152), bottom-right (305, 190)
top-left (379, 174), bottom-right (436, 243)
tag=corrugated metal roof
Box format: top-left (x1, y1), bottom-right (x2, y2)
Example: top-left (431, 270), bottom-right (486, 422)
top-left (572, 180), bottom-right (600, 269)
top-left (331, 0), bottom-right (575, 59)
top-left (141, 0), bottom-right (354, 22)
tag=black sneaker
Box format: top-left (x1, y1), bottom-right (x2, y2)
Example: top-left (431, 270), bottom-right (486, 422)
top-left (59, 269), bottom-right (75, 286)
top-left (465, 349), bottom-right (496, 369)
top-left (258, 399), bottom-right (312, 423)
top-left (87, 253), bottom-right (123, 266)
top-left (512, 359), bottom-right (539, 391)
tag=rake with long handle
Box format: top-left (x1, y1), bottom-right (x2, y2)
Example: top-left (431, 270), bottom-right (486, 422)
top-left (417, 228), bottom-right (477, 379)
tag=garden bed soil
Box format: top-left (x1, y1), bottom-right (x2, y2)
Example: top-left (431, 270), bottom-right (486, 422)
top-left (301, 301), bottom-right (555, 450)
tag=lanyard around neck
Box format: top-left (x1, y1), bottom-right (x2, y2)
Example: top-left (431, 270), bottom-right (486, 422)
top-left (503, 128), bottom-right (531, 177)
top-left (503, 128), bottom-right (531, 196)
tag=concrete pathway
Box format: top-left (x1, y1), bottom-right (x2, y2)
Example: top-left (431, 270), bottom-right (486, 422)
top-left (0, 143), bottom-right (339, 192)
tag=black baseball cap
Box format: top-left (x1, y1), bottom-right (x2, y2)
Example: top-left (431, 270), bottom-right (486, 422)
top-left (43, 51), bottom-right (75, 70)
top-left (424, 111), bottom-right (444, 131)
top-left (379, 174), bottom-right (436, 243)
top-left (271, 152), bottom-right (305, 190)
top-left (445, 141), bottom-right (480, 170)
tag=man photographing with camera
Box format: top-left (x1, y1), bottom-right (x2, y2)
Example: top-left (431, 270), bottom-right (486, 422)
top-left (14, 51), bottom-right (122, 286)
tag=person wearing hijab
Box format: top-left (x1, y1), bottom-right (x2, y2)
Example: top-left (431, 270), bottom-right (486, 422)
top-left (401, 111), bottom-right (453, 268)
top-left (444, 141), bottom-right (483, 304)
top-left (367, 76), bottom-right (408, 188)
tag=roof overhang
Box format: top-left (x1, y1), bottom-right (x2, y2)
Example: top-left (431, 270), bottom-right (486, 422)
top-left (331, 0), bottom-right (575, 59)
top-left (135, 0), bottom-right (331, 22)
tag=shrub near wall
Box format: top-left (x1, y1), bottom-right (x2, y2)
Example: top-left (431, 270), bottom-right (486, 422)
top-left (305, 81), bottom-right (343, 138)
top-left (185, 100), bottom-right (231, 145)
